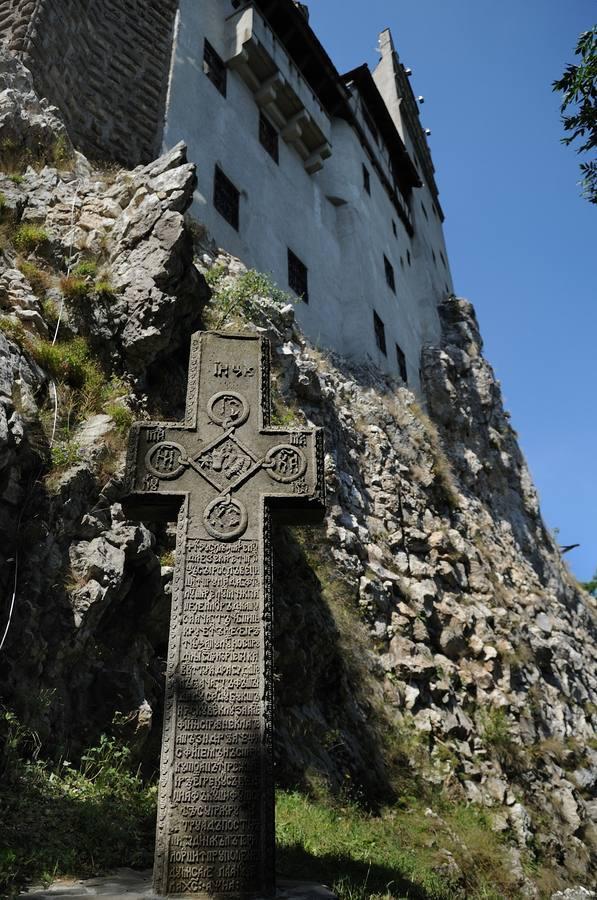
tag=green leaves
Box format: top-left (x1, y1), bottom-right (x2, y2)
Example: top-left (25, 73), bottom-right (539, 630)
top-left (553, 26), bottom-right (597, 203)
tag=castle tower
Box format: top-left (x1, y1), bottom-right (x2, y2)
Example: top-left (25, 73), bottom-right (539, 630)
top-left (0, 0), bottom-right (178, 165)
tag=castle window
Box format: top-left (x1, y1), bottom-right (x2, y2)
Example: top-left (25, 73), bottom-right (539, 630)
top-left (288, 248), bottom-right (308, 303)
top-left (392, 219), bottom-right (397, 237)
top-left (407, 249), bottom-right (411, 266)
top-left (363, 107), bottom-right (378, 144)
top-left (373, 311), bottom-right (387, 355)
top-left (362, 164), bottom-right (371, 195)
top-left (396, 344), bottom-right (408, 383)
top-left (432, 249), bottom-right (437, 265)
top-left (440, 249), bottom-right (447, 268)
top-left (213, 166), bottom-right (239, 230)
top-left (203, 39), bottom-right (227, 97)
top-left (259, 112), bottom-right (279, 163)
top-left (421, 201), bottom-right (429, 221)
top-left (384, 255), bottom-right (395, 293)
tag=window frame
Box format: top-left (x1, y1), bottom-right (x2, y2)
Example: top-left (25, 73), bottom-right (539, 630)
top-left (203, 39), bottom-right (227, 97)
top-left (259, 111), bottom-right (279, 163)
top-left (396, 343), bottom-right (408, 383)
top-left (213, 165), bottom-right (240, 231)
top-left (384, 254), bottom-right (396, 293)
top-left (362, 163), bottom-right (371, 195)
top-left (373, 311), bottom-right (387, 356)
top-left (287, 248), bottom-right (309, 303)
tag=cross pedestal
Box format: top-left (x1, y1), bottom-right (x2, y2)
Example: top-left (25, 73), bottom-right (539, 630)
top-left (123, 332), bottom-right (325, 898)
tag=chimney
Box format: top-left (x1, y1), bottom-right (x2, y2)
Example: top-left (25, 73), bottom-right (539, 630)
top-left (293, 2), bottom-right (309, 21)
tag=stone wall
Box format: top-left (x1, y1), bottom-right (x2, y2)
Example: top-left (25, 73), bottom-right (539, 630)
top-left (0, 0), bottom-right (178, 165)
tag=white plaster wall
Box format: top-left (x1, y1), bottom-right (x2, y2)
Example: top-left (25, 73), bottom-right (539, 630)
top-left (163, 0), bottom-right (452, 391)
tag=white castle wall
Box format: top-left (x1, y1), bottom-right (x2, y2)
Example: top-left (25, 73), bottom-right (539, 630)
top-left (163, 0), bottom-right (454, 389)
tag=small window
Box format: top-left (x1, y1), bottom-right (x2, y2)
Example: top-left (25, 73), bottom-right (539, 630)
top-left (432, 249), bottom-right (437, 265)
top-left (363, 108), bottom-right (378, 144)
top-left (288, 248), bottom-right (308, 303)
top-left (213, 166), bottom-right (239, 230)
top-left (362, 164), bottom-right (371, 195)
top-left (407, 249), bottom-right (411, 266)
top-left (440, 250), bottom-right (447, 268)
top-left (396, 344), bottom-right (408, 383)
top-left (400, 256), bottom-right (404, 269)
top-left (392, 219), bottom-right (397, 237)
top-left (384, 254), bottom-right (395, 293)
top-left (421, 201), bottom-right (428, 221)
top-left (259, 112), bottom-right (279, 163)
top-left (373, 311), bottom-right (387, 355)
top-left (203, 39), bottom-right (227, 96)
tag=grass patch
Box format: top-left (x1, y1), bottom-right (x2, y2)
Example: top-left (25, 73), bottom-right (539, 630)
top-left (105, 402), bottom-right (133, 436)
top-left (17, 259), bottom-right (52, 297)
top-left (0, 316), bottom-right (26, 345)
top-left (13, 224), bottom-right (49, 253)
top-left (276, 790), bottom-right (520, 900)
top-left (60, 275), bottom-right (90, 301)
top-left (72, 261), bottom-right (99, 279)
top-left (50, 439), bottom-right (81, 469)
top-left (0, 711), bottom-right (156, 899)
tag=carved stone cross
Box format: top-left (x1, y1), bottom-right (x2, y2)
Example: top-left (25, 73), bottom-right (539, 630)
top-left (124, 332), bottom-right (325, 898)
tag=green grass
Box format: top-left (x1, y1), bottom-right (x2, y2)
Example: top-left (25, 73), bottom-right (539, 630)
top-left (13, 224), bottom-right (49, 252)
top-left (276, 790), bottom-right (519, 900)
top-left (60, 275), bottom-right (90, 301)
top-left (17, 259), bottom-right (52, 296)
top-left (0, 714), bottom-right (156, 899)
top-left (72, 261), bottom-right (99, 279)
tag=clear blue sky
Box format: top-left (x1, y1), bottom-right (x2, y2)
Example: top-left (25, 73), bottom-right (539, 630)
top-left (308, 0), bottom-right (596, 582)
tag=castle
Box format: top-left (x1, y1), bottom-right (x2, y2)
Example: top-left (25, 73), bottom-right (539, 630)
top-left (0, 0), bottom-right (453, 390)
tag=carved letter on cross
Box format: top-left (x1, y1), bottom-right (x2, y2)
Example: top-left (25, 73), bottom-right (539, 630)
top-left (123, 332), bottom-right (325, 898)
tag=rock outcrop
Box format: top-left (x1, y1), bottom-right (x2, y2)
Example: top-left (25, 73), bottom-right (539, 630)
top-left (1, 48), bottom-right (595, 896)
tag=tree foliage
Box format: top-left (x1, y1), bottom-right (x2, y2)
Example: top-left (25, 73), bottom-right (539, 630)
top-left (553, 26), bottom-right (597, 204)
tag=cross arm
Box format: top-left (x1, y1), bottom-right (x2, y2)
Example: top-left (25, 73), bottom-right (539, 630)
top-left (122, 421), bottom-right (187, 522)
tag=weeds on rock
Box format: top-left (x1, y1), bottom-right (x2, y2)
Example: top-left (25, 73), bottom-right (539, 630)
top-left (17, 259), bottom-right (52, 296)
top-left (204, 268), bottom-right (293, 328)
top-left (60, 275), bottom-right (90, 301)
top-left (13, 224), bottom-right (49, 253)
top-left (0, 708), bottom-right (156, 898)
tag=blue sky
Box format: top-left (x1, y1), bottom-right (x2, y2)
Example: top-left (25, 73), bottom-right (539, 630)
top-left (308, 0), bottom-right (596, 582)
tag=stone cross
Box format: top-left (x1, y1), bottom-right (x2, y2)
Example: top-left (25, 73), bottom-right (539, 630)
top-left (123, 332), bottom-right (325, 898)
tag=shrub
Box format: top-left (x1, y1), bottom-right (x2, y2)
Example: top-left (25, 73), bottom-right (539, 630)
top-left (13, 224), bottom-right (49, 252)
top-left (94, 280), bottom-right (116, 297)
top-left (105, 403), bottom-right (133, 436)
top-left (8, 174), bottom-right (24, 186)
top-left (0, 192), bottom-right (5, 214)
top-left (29, 336), bottom-right (105, 413)
top-left (50, 439), bottom-right (80, 469)
top-left (60, 275), bottom-right (90, 301)
top-left (72, 261), bottom-right (98, 279)
top-left (17, 260), bottom-right (51, 297)
top-left (0, 713), bottom-right (156, 898)
top-left (206, 268), bottom-right (293, 327)
top-left (0, 316), bottom-right (26, 345)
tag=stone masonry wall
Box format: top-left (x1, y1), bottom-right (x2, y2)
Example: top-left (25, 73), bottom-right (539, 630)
top-left (0, 0), bottom-right (178, 166)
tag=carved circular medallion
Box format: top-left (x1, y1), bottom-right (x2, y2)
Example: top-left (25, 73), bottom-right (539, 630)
top-left (204, 495), bottom-right (248, 541)
top-left (265, 444), bottom-right (307, 483)
top-left (145, 441), bottom-right (187, 480)
top-left (207, 392), bottom-right (250, 429)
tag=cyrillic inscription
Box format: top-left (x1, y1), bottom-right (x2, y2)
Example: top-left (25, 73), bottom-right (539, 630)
top-left (166, 538), bottom-right (262, 892)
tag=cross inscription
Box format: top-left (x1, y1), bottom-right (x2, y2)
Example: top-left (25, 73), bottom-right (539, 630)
top-left (123, 332), bottom-right (325, 898)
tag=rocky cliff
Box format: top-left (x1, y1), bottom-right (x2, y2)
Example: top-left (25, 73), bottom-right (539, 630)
top-left (0, 48), bottom-right (595, 897)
